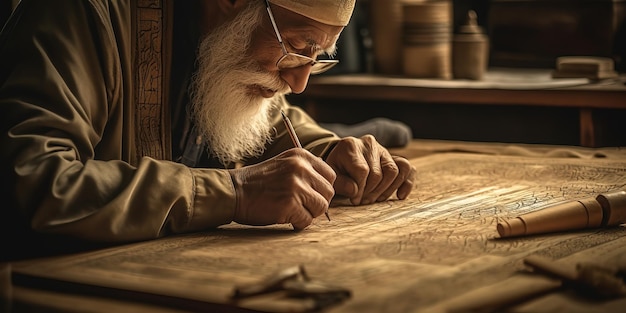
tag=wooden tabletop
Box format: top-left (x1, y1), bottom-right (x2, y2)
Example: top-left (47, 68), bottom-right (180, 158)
top-left (6, 140), bottom-right (626, 313)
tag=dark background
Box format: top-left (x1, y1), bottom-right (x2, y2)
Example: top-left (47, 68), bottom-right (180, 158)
top-left (325, 0), bottom-right (625, 75)
top-left (2, 0), bottom-right (624, 146)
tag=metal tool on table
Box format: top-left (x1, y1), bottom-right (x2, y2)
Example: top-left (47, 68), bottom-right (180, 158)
top-left (523, 255), bottom-right (626, 299)
top-left (231, 265), bottom-right (351, 312)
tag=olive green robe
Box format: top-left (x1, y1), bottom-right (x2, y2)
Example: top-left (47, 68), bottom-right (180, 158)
top-left (0, 0), bottom-right (338, 258)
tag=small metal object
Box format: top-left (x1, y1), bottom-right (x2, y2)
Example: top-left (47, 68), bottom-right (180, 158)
top-left (232, 265), bottom-right (306, 299)
top-left (231, 264), bottom-right (351, 310)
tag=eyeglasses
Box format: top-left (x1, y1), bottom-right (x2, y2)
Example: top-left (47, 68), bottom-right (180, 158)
top-left (264, 0), bottom-right (339, 75)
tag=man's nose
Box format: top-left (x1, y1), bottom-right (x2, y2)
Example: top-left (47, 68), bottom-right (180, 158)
top-left (279, 66), bottom-right (313, 94)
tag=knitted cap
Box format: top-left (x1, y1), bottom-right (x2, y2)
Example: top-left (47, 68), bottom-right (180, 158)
top-left (268, 0), bottom-right (356, 26)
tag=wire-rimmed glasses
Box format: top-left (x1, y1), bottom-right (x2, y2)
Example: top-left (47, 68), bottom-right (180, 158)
top-left (264, 0), bottom-right (339, 75)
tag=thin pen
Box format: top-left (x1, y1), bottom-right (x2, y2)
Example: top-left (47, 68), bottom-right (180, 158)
top-left (280, 110), bottom-right (331, 222)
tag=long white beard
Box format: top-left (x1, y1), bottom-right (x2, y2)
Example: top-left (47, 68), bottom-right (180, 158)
top-left (189, 3), bottom-right (290, 165)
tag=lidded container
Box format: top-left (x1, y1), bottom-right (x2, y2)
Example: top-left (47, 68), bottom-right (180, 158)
top-left (452, 10), bottom-right (489, 80)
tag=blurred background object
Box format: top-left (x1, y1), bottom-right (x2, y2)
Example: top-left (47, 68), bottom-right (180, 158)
top-left (401, 0), bottom-right (453, 79)
top-left (320, 118), bottom-right (413, 148)
top-left (488, 0), bottom-right (626, 72)
top-left (452, 9), bottom-right (489, 80)
top-left (317, 0), bottom-right (626, 75)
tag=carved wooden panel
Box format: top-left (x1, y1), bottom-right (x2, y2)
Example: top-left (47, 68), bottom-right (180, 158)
top-left (133, 0), bottom-right (171, 163)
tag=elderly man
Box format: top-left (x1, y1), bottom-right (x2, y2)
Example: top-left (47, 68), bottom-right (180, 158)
top-left (0, 0), bottom-right (416, 260)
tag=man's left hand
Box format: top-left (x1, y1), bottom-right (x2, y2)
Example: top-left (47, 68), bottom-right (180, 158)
top-left (325, 135), bottom-right (416, 205)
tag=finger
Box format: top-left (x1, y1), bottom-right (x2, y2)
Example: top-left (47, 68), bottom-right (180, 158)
top-left (331, 138), bottom-right (370, 204)
top-left (349, 158), bottom-right (370, 205)
top-left (290, 181), bottom-right (332, 230)
top-left (287, 200), bottom-right (314, 231)
top-left (360, 154), bottom-right (383, 203)
top-left (307, 153), bottom-right (337, 185)
top-left (347, 136), bottom-right (381, 204)
top-left (289, 148), bottom-right (337, 185)
top-left (286, 153), bottom-right (335, 229)
top-left (396, 164), bottom-right (417, 200)
top-left (308, 166), bottom-right (336, 205)
top-left (333, 173), bottom-right (359, 198)
top-left (376, 156), bottom-right (413, 202)
top-left (293, 149), bottom-right (336, 202)
top-left (362, 150), bottom-right (399, 204)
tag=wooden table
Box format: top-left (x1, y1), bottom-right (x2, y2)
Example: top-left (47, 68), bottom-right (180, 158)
top-left (290, 69), bottom-right (626, 147)
top-left (5, 140), bottom-right (626, 313)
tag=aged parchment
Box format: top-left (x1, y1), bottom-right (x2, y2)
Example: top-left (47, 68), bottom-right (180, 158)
top-left (12, 153), bottom-right (626, 312)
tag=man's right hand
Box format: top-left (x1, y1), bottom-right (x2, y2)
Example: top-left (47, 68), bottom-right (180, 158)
top-left (229, 148), bottom-right (336, 230)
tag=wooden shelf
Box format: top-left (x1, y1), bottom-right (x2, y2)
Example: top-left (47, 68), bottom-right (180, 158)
top-left (291, 69), bottom-right (626, 147)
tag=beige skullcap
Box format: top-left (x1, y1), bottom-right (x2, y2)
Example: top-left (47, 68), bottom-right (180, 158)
top-left (268, 0), bottom-right (356, 26)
